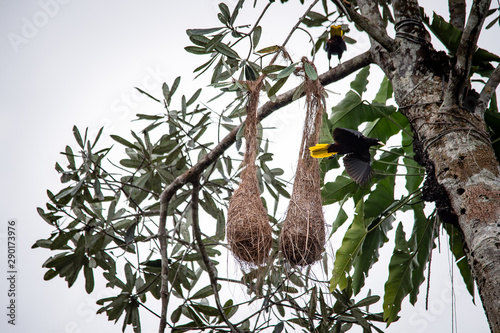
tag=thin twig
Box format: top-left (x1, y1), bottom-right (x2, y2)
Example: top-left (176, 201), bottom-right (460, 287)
top-left (191, 176), bottom-right (243, 333)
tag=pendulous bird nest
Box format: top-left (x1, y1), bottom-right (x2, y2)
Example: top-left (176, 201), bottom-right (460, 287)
top-left (280, 59), bottom-right (326, 266)
top-left (227, 78), bottom-right (272, 266)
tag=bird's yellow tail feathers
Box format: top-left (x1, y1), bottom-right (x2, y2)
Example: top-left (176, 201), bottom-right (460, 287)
top-left (309, 144), bottom-right (336, 158)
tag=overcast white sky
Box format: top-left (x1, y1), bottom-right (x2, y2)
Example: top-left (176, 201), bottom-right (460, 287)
top-left (0, 1), bottom-right (496, 332)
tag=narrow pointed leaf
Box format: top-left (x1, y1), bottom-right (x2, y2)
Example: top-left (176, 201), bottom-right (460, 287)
top-left (383, 223), bottom-right (417, 324)
top-left (331, 201), bottom-right (368, 291)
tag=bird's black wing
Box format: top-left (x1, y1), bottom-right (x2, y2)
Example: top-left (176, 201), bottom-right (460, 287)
top-left (333, 127), bottom-right (363, 143)
top-left (343, 152), bottom-right (372, 185)
top-left (331, 128), bottom-right (364, 154)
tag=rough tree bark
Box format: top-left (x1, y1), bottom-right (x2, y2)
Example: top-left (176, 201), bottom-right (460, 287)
top-left (353, 0), bottom-right (500, 331)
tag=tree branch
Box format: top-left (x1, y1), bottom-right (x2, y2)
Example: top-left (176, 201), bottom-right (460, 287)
top-left (337, 0), bottom-right (397, 52)
top-left (190, 177), bottom-right (243, 333)
top-left (477, 63), bottom-right (500, 116)
top-left (156, 50), bottom-right (372, 333)
top-left (443, 0), bottom-right (492, 108)
top-left (449, 0), bottom-right (466, 31)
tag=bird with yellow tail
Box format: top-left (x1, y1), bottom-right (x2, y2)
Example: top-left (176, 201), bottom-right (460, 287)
top-left (325, 25), bottom-right (347, 68)
top-left (309, 127), bottom-right (384, 185)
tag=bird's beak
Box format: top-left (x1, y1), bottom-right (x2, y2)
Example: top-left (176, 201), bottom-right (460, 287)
top-left (378, 141), bottom-right (385, 146)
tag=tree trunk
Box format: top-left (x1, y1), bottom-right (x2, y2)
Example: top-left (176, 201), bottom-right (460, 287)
top-left (357, 0), bottom-right (500, 331)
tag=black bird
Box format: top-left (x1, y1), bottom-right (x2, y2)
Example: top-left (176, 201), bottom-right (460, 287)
top-left (325, 25), bottom-right (347, 68)
top-left (309, 127), bottom-right (384, 184)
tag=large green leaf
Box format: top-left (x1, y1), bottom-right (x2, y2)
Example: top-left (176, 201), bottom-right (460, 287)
top-left (330, 96), bottom-right (397, 132)
top-left (383, 223), bottom-right (417, 324)
top-left (352, 214), bottom-right (394, 295)
top-left (352, 153), bottom-right (398, 295)
top-left (322, 176), bottom-right (359, 205)
top-left (423, 11), bottom-right (500, 64)
top-left (373, 76), bottom-right (393, 105)
top-left (362, 110), bottom-right (404, 144)
top-left (330, 201), bottom-right (368, 291)
top-left (331, 205), bottom-right (348, 234)
top-left (364, 152), bottom-right (397, 219)
top-left (350, 66), bottom-right (370, 96)
top-left (422, 11), bottom-right (462, 54)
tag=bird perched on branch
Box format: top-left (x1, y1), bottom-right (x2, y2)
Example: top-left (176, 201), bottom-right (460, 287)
top-left (325, 25), bottom-right (347, 68)
top-left (309, 127), bottom-right (384, 184)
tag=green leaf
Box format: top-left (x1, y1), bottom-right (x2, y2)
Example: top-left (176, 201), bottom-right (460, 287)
top-left (304, 62), bottom-right (318, 80)
top-left (218, 3), bottom-right (231, 22)
top-left (189, 34), bottom-right (210, 47)
top-left (330, 201), bottom-right (368, 291)
top-left (169, 77), bottom-right (181, 103)
top-left (473, 48), bottom-right (500, 63)
top-left (373, 76), bottom-right (393, 105)
top-left (350, 66), bottom-right (370, 96)
top-left (423, 11), bottom-right (500, 64)
top-left (364, 176), bottom-right (396, 220)
top-left (191, 304), bottom-right (219, 316)
top-left (186, 27), bottom-right (224, 36)
top-left (186, 88), bottom-right (202, 107)
top-left (191, 284), bottom-right (220, 299)
top-left (353, 295), bottom-right (381, 308)
top-left (110, 135), bottom-right (139, 150)
top-left (331, 100), bottom-right (397, 135)
top-left (352, 214), bottom-right (394, 295)
top-left (252, 26), bottom-right (262, 49)
top-left (44, 269), bottom-right (58, 280)
top-left (331, 205), bottom-right (348, 234)
top-left (486, 16), bottom-right (499, 29)
top-left (383, 222), bottom-right (417, 324)
top-left (244, 64), bottom-right (259, 81)
top-left (185, 45), bottom-right (206, 55)
top-left (64, 146), bottom-right (76, 171)
top-left (268, 77), bottom-right (288, 97)
top-left (273, 321), bottom-right (284, 333)
top-left (262, 65), bottom-right (286, 75)
top-left (73, 126), bottom-right (84, 148)
top-left (322, 176), bottom-right (359, 205)
top-left (171, 305), bottom-right (182, 323)
top-left (276, 64), bottom-right (296, 79)
top-left (135, 87), bottom-right (161, 103)
top-left (215, 43), bottom-right (240, 59)
top-left (84, 265), bottom-right (94, 293)
top-left (256, 45), bottom-right (280, 54)
top-left (50, 230), bottom-right (79, 250)
top-left (422, 11), bottom-right (462, 54)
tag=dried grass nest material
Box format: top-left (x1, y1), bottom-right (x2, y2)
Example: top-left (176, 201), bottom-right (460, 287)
top-left (227, 165), bottom-right (272, 266)
top-left (280, 62), bottom-right (326, 266)
top-left (227, 79), bottom-right (272, 266)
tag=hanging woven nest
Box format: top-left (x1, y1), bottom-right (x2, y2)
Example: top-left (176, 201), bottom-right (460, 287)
top-left (280, 59), bottom-right (326, 266)
top-left (227, 78), bottom-right (272, 266)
